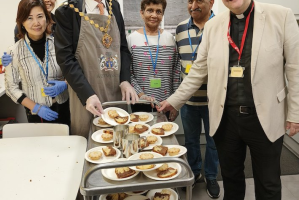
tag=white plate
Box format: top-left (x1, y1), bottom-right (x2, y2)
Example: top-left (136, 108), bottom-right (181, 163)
top-left (124, 195), bottom-right (150, 200)
top-left (93, 117), bottom-right (112, 127)
top-left (149, 122), bottom-right (179, 137)
top-left (146, 188), bottom-right (178, 200)
top-left (99, 193), bottom-right (148, 200)
top-left (143, 163), bottom-right (182, 181)
top-left (125, 190), bottom-right (148, 196)
top-left (129, 123), bottom-right (151, 136)
top-left (127, 152), bottom-right (163, 171)
top-left (143, 134), bottom-right (163, 150)
top-left (101, 158), bottom-right (140, 181)
top-left (85, 146), bottom-right (121, 164)
top-left (130, 112), bottom-right (154, 123)
top-left (101, 107), bottom-right (130, 126)
top-left (91, 129), bottom-right (114, 143)
top-left (99, 194), bottom-right (107, 200)
top-left (99, 194), bottom-right (133, 200)
top-left (153, 145), bottom-right (187, 157)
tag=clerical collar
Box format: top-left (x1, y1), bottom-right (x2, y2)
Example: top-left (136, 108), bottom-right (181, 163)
top-left (231, 0), bottom-right (253, 19)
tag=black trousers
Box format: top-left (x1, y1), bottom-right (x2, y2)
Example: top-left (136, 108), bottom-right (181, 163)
top-left (213, 106), bottom-right (283, 200)
top-left (25, 99), bottom-right (70, 127)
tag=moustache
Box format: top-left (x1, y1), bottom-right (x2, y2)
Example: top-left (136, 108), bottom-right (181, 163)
top-left (190, 8), bottom-right (202, 12)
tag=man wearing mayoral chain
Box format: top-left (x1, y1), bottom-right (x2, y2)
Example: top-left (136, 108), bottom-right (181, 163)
top-left (55, 0), bottom-right (138, 138)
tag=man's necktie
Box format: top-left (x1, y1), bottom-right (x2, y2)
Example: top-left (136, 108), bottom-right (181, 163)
top-left (94, 0), bottom-right (105, 15)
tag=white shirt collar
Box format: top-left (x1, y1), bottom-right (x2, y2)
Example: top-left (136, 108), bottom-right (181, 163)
top-left (85, 0), bottom-right (106, 11)
top-left (236, 14), bottom-right (245, 19)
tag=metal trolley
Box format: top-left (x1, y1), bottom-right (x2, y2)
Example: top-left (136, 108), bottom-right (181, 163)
top-left (80, 101), bottom-right (194, 200)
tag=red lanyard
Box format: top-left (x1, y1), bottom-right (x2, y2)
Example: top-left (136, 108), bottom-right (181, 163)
top-left (227, 2), bottom-right (254, 65)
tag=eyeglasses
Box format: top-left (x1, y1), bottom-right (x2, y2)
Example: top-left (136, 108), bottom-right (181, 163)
top-left (145, 9), bottom-right (163, 16)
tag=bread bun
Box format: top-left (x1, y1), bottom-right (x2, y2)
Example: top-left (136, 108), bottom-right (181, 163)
top-left (140, 153), bottom-right (154, 160)
top-left (108, 110), bottom-right (119, 118)
top-left (168, 147), bottom-right (180, 156)
top-left (162, 123), bottom-right (173, 131)
top-left (147, 135), bottom-right (158, 144)
top-left (89, 151), bottom-right (102, 160)
top-left (139, 114), bottom-right (149, 121)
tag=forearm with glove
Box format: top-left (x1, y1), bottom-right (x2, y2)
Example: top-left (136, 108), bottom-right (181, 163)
top-left (32, 103), bottom-right (58, 121)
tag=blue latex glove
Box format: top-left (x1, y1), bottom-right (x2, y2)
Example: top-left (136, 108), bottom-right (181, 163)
top-left (43, 80), bottom-right (67, 97)
top-left (2, 52), bottom-right (12, 67)
top-left (32, 104), bottom-right (58, 121)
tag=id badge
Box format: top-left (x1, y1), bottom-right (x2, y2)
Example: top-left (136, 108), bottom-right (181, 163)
top-left (150, 78), bottom-right (161, 88)
top-left (41, 88), bottom-right (47, 97)
top-left (185, 64), bottom-right (192, 74)
top-left (229, 65), bottom-right (244, 78)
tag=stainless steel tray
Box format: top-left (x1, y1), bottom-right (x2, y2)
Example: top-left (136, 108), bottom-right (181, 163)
top-left (102, 100), bottom-right (161, 108)
top-left (80, 110), bottom-right (193, 200)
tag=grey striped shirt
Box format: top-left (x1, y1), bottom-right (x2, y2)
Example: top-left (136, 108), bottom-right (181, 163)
top-left (176, 17), bottom-right (209, 106)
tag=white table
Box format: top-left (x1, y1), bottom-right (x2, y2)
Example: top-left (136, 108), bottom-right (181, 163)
top-left (0, 136), bottom-right (87, 200)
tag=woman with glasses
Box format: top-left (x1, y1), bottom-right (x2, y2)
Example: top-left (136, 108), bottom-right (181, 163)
top-left (5, 0), bottom-right (70, 125)
top-left (127, 0), bottom-right (181, 121)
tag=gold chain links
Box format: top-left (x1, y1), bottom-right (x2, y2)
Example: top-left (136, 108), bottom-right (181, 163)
top-left (68, 0), bottom-right (113, 33)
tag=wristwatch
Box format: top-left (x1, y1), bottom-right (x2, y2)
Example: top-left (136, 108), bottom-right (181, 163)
top-left (31, 104), bottom-right (42, 115)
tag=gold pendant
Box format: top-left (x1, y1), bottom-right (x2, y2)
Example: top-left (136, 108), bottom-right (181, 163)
top-left (102, 33), bottom-right (113, 48)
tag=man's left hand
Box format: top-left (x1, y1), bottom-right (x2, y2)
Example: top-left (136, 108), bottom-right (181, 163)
top-left (169, 109), bottom-right (179, 122)
top-left (286, 121), bottom-right (299, 136)
top-left (120, 81), bottom-right (139, 104)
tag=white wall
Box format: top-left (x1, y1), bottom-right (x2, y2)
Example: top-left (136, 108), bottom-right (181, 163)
top-left (1, 0), bottom-right (298, 55)
top-left (0, 0), bottom-right (19, 55)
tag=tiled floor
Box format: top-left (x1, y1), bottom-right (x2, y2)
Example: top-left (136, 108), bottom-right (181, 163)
top-left (177, 175), bottom-right (299, 200)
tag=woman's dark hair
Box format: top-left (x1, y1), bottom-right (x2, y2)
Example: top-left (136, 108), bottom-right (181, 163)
top-left (141, 0), bottom-right (167, 13)
top-left (16, 0), bottom-right (53, 39)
